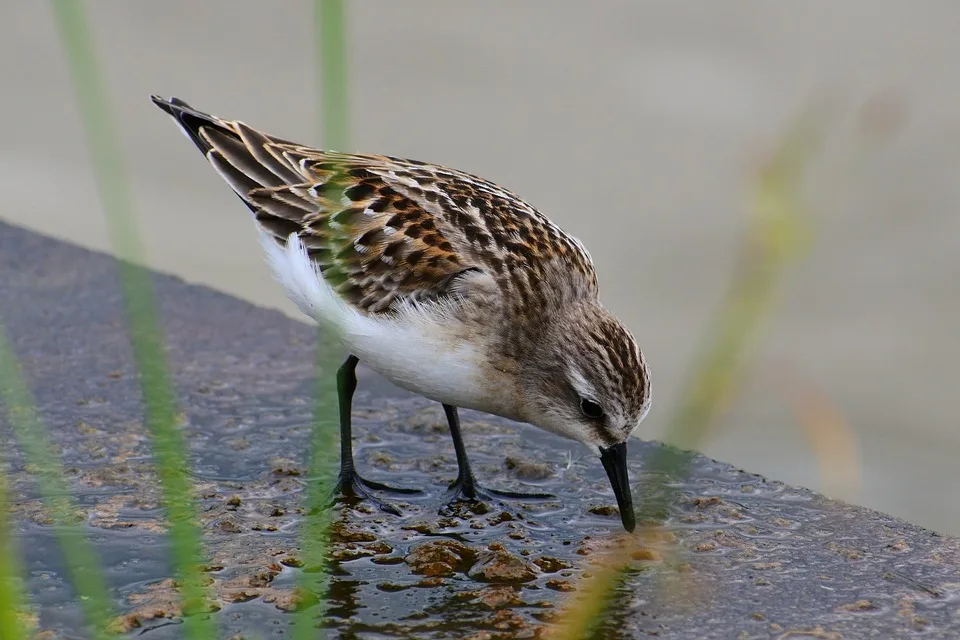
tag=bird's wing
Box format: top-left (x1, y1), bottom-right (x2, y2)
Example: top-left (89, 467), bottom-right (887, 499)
top-left (152, 96), bottom-right (597, 315)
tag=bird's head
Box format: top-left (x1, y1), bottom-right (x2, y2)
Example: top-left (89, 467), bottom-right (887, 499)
top-left (517, 301), bottom-right (651, 531)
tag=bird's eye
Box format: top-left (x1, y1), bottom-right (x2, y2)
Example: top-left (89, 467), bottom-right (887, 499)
top-left (579, 398), bottom-right (604, 420)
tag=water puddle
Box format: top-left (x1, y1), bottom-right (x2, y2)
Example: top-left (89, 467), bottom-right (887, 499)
top-left (9, 380), bottom-right (960, 638)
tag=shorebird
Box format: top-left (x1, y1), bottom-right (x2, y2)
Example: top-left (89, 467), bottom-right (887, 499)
top-left (152, 96), bottom-right (651, 532)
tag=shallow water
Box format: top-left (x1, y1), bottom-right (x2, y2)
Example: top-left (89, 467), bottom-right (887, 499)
top-left (4, 222), bottom-right (959, 638)
top-left (10, 389), bottom-right (960, 638)
top-left (10, 385), bottom-right (654, 637)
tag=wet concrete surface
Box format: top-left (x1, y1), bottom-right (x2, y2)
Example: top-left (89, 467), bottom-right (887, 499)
top-left (3, 220), bottom-right (960, 638)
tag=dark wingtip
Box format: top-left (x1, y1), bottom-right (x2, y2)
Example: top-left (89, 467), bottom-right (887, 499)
top-left (150, 94), bottom-right (218, 154)
top-left (150, 95), bottom-right (176, 117)
top-left (150, 95), bottom-right (194, 114)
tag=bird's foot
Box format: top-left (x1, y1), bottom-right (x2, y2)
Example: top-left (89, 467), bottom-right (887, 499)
top-left (329, 470), bottom-right (421, 516)
top-left (444, 474), bottom-right (553, 507)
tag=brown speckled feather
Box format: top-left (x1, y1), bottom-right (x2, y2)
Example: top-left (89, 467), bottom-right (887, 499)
top-left (151, 97), bottom-right (598, 316)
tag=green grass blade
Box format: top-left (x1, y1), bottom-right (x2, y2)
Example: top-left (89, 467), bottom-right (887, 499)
top-left (48, 1), bottom-right (215, 636)
top-left (316, 0), bottom-right (349, 149)
top-left (289, 2), bottom-right (351, 636)
top-left (0, 465), bottom-right (30, 639)
top-left (0, 324), bottom-right (115, 638)
top-left (637, 110), bottom-right (825, 522)
top-left (290, 334), bottom-right (341, 639)
top-left (663, 112), bottom-right (822, 453)
top-left (547, 110), bottom-right (827, 639)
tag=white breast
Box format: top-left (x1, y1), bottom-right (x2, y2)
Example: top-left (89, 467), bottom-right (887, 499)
top-left (258, 228), bottom-right (495, 411)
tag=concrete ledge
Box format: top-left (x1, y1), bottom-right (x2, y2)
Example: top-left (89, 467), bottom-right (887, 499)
top-left (2, 220), bottom-right (958, 639)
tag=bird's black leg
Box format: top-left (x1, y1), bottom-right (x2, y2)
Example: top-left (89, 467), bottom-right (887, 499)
top-left (443, 403), bottom-right (553, 504)
top-left (330, 355), bottom-right (420, 515)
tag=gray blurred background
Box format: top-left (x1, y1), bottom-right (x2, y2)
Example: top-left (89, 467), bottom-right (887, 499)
top-left (3, 1), bottom-right (958, 533)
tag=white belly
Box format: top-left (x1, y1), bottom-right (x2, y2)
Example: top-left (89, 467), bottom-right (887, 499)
top-left (258, 228), bottom-right (495, 412)
top-left (341, 311), bottom-right (490, 410)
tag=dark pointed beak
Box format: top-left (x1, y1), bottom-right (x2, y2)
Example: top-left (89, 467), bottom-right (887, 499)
top-left (599, 442), bottom-right (635, 532)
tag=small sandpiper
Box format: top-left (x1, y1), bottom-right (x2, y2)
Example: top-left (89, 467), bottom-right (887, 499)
top-left (152, 96), bottom-right (651, 532)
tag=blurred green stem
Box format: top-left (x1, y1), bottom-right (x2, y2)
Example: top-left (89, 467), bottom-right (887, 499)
top-left (0, 464), bottom-right (29, 639)
top-left (664, 114), bottom-right (819, 451)
top-left (316, 0), bottom-right (349, 149)
top-left (49, 1), bottom-right (213, 636)
top-left (551, 112), bottom-right (824, 640)
top-left (639, 112), bottom-right (822, 521)
top-left (0, 324), bottom-right (115, 638)
top-left (291, 1), bottom-right (351, 637)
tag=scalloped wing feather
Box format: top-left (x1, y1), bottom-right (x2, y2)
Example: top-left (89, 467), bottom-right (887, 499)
top-left (151, 96), bottom-right (598, 317)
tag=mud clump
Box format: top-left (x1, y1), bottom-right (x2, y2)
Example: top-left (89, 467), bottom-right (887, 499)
top-left (106, 578), bottom-right (220, 633)
top-left (224, 568), bottom-right (279, 589)
top-left (268, 458), bottom-right (303, 476)
top-left (545, 579), bottom-right (575, 592)
top-left (405, 539), bottom-right (478, 577)
top-left (462, 585), bottom-right (525, 610)
top-left (504, 455), bottom-right (553, 480)
top-left (262, 589), bottom-right (307, 612)
top-left (330, 521), bottom-right (378, 542)
top-left (533, 556), bottom-right (571, 573)
top-left (214, 518), bottom-right (243, 534)
top-left (468, 548), bottom-right (538, 583)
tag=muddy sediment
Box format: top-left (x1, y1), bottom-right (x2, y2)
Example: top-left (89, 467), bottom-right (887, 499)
top-left (4, 222), bottom-right (960, 639)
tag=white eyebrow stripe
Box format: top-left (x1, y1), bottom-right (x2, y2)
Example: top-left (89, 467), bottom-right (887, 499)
top-left (566, 364), bottom-right (597, 401)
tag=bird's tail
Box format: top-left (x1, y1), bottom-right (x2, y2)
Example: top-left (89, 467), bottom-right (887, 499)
top-left (150, 95), bottom-right (307, 211)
